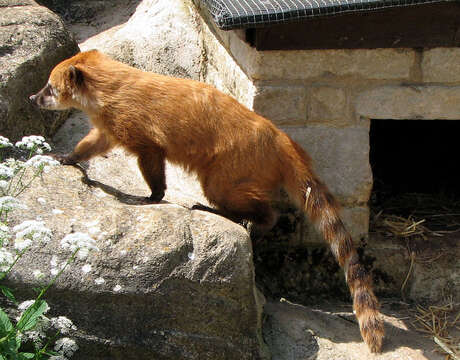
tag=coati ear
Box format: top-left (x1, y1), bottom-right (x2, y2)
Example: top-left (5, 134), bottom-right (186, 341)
top-left (69, 65), bottom-right (84, 87)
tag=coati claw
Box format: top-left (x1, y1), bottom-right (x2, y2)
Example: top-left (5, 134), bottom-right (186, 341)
top-left (147, 190), bottom-right (165, 203)
top-left (50, 153), bottom-right (76, 165)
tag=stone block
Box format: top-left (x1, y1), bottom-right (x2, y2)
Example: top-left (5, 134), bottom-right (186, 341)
top-left (422, 48), bottom-right (460, 83)
top-left (308, 86), bottom-right (349, 125)
top-left (251, 49), bottom-right (414, 81)
top-left (200, 17), bottom-right (255, 108)
top-left (356, 85), bottom-right (460, 119)
top-left (282, 125), bottom-right (372, 206)
top-left (253, 85), bottom-right (307, 125)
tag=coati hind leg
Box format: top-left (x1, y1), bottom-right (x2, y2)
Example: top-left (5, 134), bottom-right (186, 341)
top-left (137, 148), bottom-right (166, 202)
top-left (203, 179), bottom-right (279, 233)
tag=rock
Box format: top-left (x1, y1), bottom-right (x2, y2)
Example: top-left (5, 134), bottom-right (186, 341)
top-left (282, 124), bottom-right (373, 207)
top-left (0, 0), bottom-right (79, 141)
top-left (79, 0), bottom-right (203, 80)
top-left (7, 165), bottom-right (268, 359)
top-left (264, 300), bottom-right (444, 360)
top-left (36, 0), bottom-right (141, 44)
top-left (355, 85), bottom-right (460, 120)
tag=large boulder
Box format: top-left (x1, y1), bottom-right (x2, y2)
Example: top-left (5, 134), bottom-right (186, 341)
top-left (7, 165), bottom-right (268, 360)
top-left (0, 0), bottom-right (79, 141)
top-left (79, 0), bottom-right (203, 79)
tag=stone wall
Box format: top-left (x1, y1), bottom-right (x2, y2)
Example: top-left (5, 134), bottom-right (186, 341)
top-left (194, 1), bottom-right (460, 245)
top-left (191, 2), bottom-right (460, 301)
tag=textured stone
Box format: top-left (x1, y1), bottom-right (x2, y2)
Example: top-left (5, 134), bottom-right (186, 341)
top-left (80, 0), bottom-right (203, 80)
top-left (355, 85), bottom-right (460, 120)
top-left (251, 49), bottom-right (414, 81)
top-left (282, 125), bottom-right (372, 206)
top-left (264, 300), bottom-right (443, 360)
top-left (7, 165), bottom-right (268, 360)
top-left (200, 15), bottom-right (255, 108)
top-left (253, 85), bottom-right (307, 125)
top-left (422, 48), bottom-right (460, 83)
top-left (0, 1), bottom-right (79, 140)
top-left (308, 86), bottom-right (350, 125)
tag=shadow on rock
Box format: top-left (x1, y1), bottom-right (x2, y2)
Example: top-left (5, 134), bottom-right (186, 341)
top-left (263, 299), bottom-right (443, 360)
top-left (71, 163), bottom-right (169, 206)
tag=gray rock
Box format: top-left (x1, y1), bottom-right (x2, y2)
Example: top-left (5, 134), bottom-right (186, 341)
top-left (80, 0), bottom-right (203, 80)
top-left (264, 300), bottom-right (444, 360)
top-left (7, 165), bottom-right (268, 359)
top-left (0, 0), bottom-right (79, 141)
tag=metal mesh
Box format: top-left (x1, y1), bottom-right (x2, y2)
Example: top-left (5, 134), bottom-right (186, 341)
top-left (200, 0), bottom-right (456, 29)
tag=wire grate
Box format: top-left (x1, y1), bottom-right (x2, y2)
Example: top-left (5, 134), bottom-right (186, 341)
top-left (199, 0), bottom-right (457, 29)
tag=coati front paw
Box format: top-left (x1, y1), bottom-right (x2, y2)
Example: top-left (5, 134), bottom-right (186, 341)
top-left (50, 153), bottom-right (76, 165)
top-left (147, 189), bottom-right (165, 203)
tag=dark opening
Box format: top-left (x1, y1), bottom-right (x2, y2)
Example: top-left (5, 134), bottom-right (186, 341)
top-left (369, 119), bottom-right (460, 232)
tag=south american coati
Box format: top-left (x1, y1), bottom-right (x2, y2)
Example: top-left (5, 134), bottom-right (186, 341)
top-left (30, 50), bottom-right (384, 352)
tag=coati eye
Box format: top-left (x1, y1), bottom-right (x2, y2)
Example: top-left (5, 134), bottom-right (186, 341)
top-left (43, 84), bottom-right (52, 96)
top-left (45, 83), bottom-right (57, 96)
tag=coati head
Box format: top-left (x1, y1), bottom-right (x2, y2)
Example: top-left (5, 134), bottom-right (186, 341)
top-left (29, 50), bottom-right (100, 111)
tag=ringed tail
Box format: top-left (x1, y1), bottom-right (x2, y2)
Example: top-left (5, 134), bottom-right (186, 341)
top-left (283, 137), bottom-right (384, 352)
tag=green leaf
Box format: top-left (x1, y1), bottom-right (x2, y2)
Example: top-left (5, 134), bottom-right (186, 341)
top-left (16, 300), bottom-right (47, 332)
top-left (5, 334), bottom-right (20, 353)
top-left (0, 308), bottom-right (13, 335)
top-left (0, 285), bottom-right (17, 304)
top-left (18, 353), bottom-right (34, 359)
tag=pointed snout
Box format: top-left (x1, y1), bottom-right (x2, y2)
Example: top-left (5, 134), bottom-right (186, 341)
top-left (29, 93), bottom-right (38, 103)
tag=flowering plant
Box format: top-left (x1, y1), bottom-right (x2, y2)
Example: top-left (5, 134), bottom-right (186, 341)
top-left (0, 135), bottom-right (98, 359)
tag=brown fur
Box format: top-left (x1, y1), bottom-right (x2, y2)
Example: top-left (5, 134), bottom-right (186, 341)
top-left (30, 50), bottom-right (384, 352)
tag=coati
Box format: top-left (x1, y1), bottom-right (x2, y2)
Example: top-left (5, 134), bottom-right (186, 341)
top-left (30, 50), bottom-right (384, 352)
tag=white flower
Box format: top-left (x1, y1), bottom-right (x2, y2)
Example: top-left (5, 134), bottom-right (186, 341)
top-left (15, 135), bottom-right (51, 154)
top-left (94, 277), bottom-right (105, 285)
top-left (14, 238), bottom-right (32, 251)
top-left (60, 232), bottom-right (98, 259)
top-left (25, 155), bottom-right (59, 172)
top-left (48, 356), bottom-right (67, 360)
top-left (13, 220), bottom-right (52, 248)
top-left (50, 256), bottom-right (66, 276)
top-left (0, 180), bottom-right (9, 192)
top-left (0, 222), bottom-right (10, 245)
top-left (54, 337), bottom-right (78, 357)
top-left (18, 300), bottom-right (50, 314)
top-left (37, 197), bottom-right (46, 205)
top-left (0, 196), bottom-right (27, 212)
top-left (33, 269), bottom-right (45, 280)
top-left (50, 316), bottom-right (77, 334)
top-left (88, 226), bottom-right (100, 236)
top-left (50, 255), bottom-right (58, 267)
top-left (18, 299), bottom-right (35, 312)
top-left (0, 248), bottom-right (14, 272)
top-left (0, 135), bottom-right (13, 148)
top-left (0, 164), bottom-right (14, 179)
top-left (81, 264), bottom-right (92, 274)
top-left (113, 284), bottom-right (122, 292)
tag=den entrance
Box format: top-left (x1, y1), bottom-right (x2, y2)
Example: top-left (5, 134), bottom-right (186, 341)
top-left (369, 119), bottom-right (460, 238)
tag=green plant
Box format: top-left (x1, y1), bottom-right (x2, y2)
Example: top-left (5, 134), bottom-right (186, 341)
top-left (0, 136), bottom-right (98, 360)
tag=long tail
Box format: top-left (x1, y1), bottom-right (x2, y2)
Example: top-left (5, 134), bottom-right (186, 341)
top-left (284, 139), bottom-right (384, 352)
